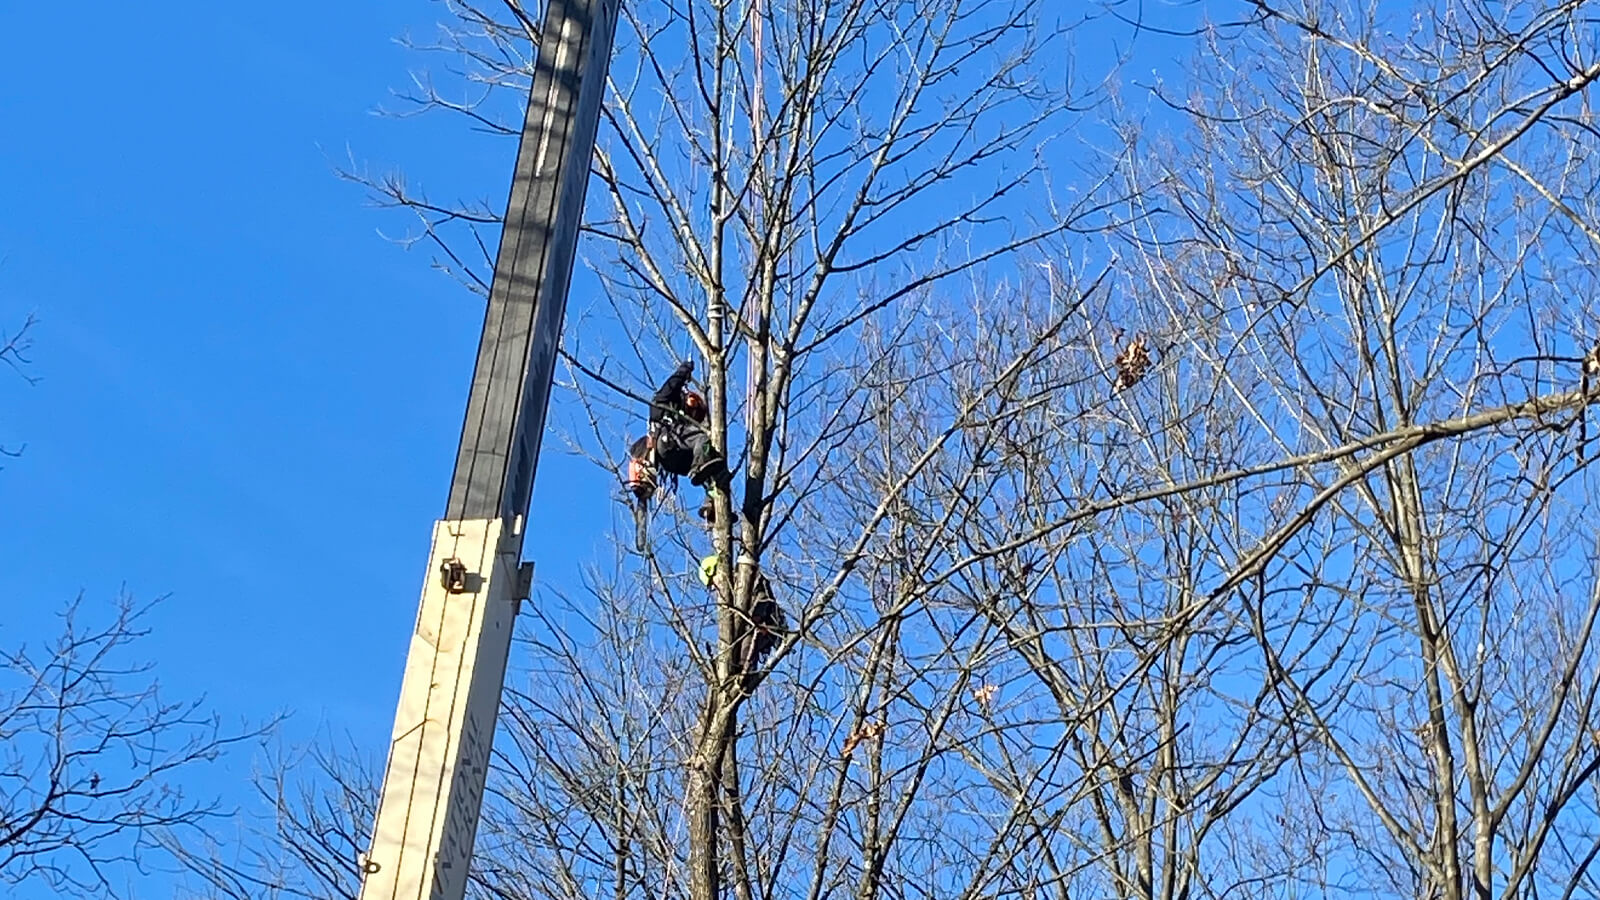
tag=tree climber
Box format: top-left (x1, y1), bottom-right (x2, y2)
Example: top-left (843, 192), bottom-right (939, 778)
top-left (625, 359), bottom-right (732, 533)
top-left (699, 552), bottom-right (786, 674)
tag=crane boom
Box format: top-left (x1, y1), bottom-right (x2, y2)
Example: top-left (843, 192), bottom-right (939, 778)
top-left (358, 2), bottom-right (619, 897)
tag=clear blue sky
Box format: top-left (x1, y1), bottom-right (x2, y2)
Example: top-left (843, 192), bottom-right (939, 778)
top-left (0, 0), bottom-right (1202, 895)
top-left (0, 1), bottom-right (619, 891)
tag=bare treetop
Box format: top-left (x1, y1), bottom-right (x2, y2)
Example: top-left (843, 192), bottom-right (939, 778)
top-left (205, 2), bottom-right (1600, 899)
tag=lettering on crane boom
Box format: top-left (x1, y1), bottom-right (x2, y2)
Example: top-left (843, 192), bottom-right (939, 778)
top-left (432, 711), bottom-right (489, 895)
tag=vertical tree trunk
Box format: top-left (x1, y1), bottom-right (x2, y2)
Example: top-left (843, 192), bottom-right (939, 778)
top-left (688, 703), bottom-right (730, 900)
top-left (1389, 455), bottom-right (1463, 900)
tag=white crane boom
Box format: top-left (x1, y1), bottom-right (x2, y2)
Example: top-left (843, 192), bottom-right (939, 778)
top-left (357, 2), bottom-right (619, 897)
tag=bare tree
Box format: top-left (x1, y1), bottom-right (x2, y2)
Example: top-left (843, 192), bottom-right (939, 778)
top-left (166, 742), bottom-right (375, 900)
top-left (209, 1), bottom-right (1600, 900)
top-left (1098, 1), bottom-right (1600, 897)
top-left (341, 2), bottom-right (1110, 900)
top-left (0, 595), bottom-right (266, 898)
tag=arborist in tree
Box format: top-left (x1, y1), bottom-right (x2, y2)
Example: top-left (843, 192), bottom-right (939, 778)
top-left (624, 359), bottom-right (733, 542)
top-left (699, 552), bottom-right (786, 674)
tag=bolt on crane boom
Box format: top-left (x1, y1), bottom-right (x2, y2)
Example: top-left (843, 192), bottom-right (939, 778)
top-left (357, 2), bottom-right (619, 897)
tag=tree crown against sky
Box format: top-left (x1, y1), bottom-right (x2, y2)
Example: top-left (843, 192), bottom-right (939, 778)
top-left (145, 0), bottom-right (1600, 898)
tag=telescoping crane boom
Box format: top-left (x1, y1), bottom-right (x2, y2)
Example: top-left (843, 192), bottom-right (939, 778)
top-left (356, 2), bottom-right (619, 898)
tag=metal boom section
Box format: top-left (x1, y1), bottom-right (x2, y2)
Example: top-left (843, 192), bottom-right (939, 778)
top-left (358, 2), bottom-right (619, 898)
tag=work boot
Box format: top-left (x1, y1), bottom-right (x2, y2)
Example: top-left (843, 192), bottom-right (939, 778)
top-left (688, 442), bottom-right (728, 487)
top-left (689, 459), bottom-right (717, 487)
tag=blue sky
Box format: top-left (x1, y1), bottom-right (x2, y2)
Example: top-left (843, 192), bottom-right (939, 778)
top-left (0, 0), bottom-right (1208, 895)
top-left (0, 0), bottom-right (474, 724)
